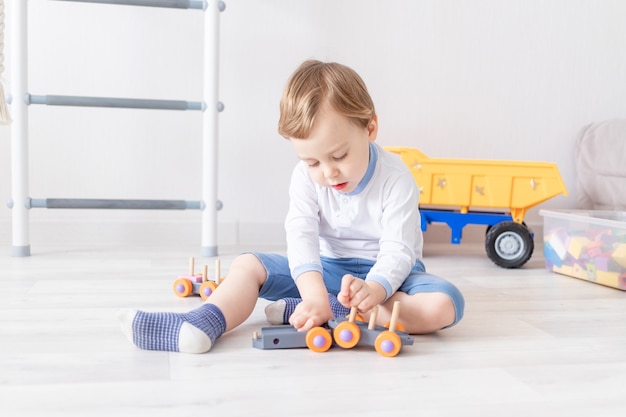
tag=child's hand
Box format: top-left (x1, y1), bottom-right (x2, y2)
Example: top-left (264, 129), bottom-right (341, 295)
top-left (289, 297), bottom-right (334, 332)
top-left (337, 274), bottom-right (386, 313)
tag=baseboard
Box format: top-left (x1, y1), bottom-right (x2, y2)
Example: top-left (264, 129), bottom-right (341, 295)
top-left (423, 221), bottom-right (544, 245)
top-left (0, 210), bottom-right (286, 251)
top-left (0, 213), bottom-right (544, 254)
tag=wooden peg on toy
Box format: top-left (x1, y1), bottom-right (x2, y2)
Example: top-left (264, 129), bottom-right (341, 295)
top-left (189, 256), bottom-right (195, 276)
top-left (387, 301), bottom-right (401, 332)
top-left (348, 306), bottom-right (358, 322)
top-left (202, 264), bottom-right (208, 283)
top-left (383, 300), bottom-right (407, 332)
top-left (215, 259), bottom-right (223, 283)
top-left (368, 305), bottom-right (379, 330)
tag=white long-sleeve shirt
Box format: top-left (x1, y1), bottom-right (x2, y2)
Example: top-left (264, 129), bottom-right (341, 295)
top-left (285, 142), bottom-right (423, 299)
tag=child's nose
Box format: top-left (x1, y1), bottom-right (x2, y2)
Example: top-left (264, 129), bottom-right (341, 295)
top-left (323, 164), bottom-right (339, 179)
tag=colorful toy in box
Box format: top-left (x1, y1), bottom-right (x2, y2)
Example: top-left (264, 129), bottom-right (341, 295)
top-left (540, 210), bottom-right (626, 290)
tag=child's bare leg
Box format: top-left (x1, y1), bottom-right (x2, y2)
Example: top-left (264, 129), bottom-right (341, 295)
top-left (206, 253), bottom-right (268, 331)
top-left (118, 253), bottom-right (267, 353)
top-left (362, 292), bottom-right (456, 334)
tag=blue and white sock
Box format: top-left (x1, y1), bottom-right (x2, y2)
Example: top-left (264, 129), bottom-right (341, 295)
top-left (118, 303), bottom-right (226, 354)
top-left (264, 293), bottom-right (350, 325)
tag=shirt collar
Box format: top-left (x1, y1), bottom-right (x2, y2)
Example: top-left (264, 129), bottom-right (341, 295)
top-left (344, 142), bottom-right (377, 196)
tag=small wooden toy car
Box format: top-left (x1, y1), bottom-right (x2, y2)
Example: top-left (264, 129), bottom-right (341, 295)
top-left (173, 257), bottom-right (222, 300)
top-left (252, 302), bottom-right (413, 357)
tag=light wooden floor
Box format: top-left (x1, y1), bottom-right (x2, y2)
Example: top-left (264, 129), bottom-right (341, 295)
top-left (1, 235), bottom-right (626, 417)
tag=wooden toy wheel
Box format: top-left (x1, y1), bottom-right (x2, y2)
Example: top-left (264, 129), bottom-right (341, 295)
top-left (374, 331), bottom-right (402, 357)
top-left (173, 278), bottom-right (193, 297)
top-left (333, 321), bottom-right (361, 349)
top-left (305, 327), bottom-right (332, 352)
top-left (199, 281), bottom-right (218, 300)
top-left (384, 321), bottom-right (406, 332)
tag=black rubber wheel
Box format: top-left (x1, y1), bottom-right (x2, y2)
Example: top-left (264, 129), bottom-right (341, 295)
top-left (485, 221), bottom-right (534, 268)
top-left (486, 221), bottom-right (527, 236)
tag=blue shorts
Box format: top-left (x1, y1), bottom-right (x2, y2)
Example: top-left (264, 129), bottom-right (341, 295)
top-left (251, 252), bottom-right (465, 327)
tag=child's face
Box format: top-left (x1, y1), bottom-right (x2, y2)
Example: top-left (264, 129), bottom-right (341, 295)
top-left (289, 102), bottom-right (377, 194)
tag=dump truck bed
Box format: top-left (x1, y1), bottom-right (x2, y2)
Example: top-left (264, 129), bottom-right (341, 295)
top-left (385, 147), bottom-right (568, 223)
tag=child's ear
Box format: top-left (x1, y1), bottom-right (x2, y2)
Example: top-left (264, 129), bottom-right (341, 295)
top-left (367, 115), bottom-right (378, 142)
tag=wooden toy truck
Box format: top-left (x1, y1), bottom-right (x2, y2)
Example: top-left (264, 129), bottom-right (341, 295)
top-left (252, 302), bottom-right (414, 357)
top-left (385, 147), bottom-right (568, 268)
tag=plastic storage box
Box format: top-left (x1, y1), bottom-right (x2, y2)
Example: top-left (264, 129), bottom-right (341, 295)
top-left (540, 209), bottom-right (626, 290)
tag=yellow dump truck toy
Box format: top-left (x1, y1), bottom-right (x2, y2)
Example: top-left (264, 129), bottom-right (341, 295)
top-left (385, 147), bottom-right (568, 268)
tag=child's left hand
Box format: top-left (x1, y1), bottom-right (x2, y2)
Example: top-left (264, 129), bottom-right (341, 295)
top-left (337, 274), bottom-right (386, 313)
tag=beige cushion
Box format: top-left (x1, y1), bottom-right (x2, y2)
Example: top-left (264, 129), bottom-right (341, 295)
top-left (575, 119), bottom-right (626, 210)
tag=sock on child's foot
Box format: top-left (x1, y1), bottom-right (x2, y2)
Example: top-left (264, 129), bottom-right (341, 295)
top-left (264, 297), bottom-right (301, 324)
top-left (264, 293), bottom-right (350, 325)
top-left (117, 303), bottom-right (226, 354)
top-left (328, 293), bottom-right (350, 318)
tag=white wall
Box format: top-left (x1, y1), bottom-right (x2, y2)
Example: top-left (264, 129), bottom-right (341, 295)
top-left (1, 0), bottom-right (626, 251)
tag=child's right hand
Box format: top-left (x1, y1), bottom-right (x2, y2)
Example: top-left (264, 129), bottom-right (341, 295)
top-left (338, 274), bottom-right (386, 313)
top-left (288, 297), bottom-right (334, 332)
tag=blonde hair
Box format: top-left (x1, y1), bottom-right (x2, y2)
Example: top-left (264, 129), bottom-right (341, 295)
top-left (278, 60), bottom-right (376, 139)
